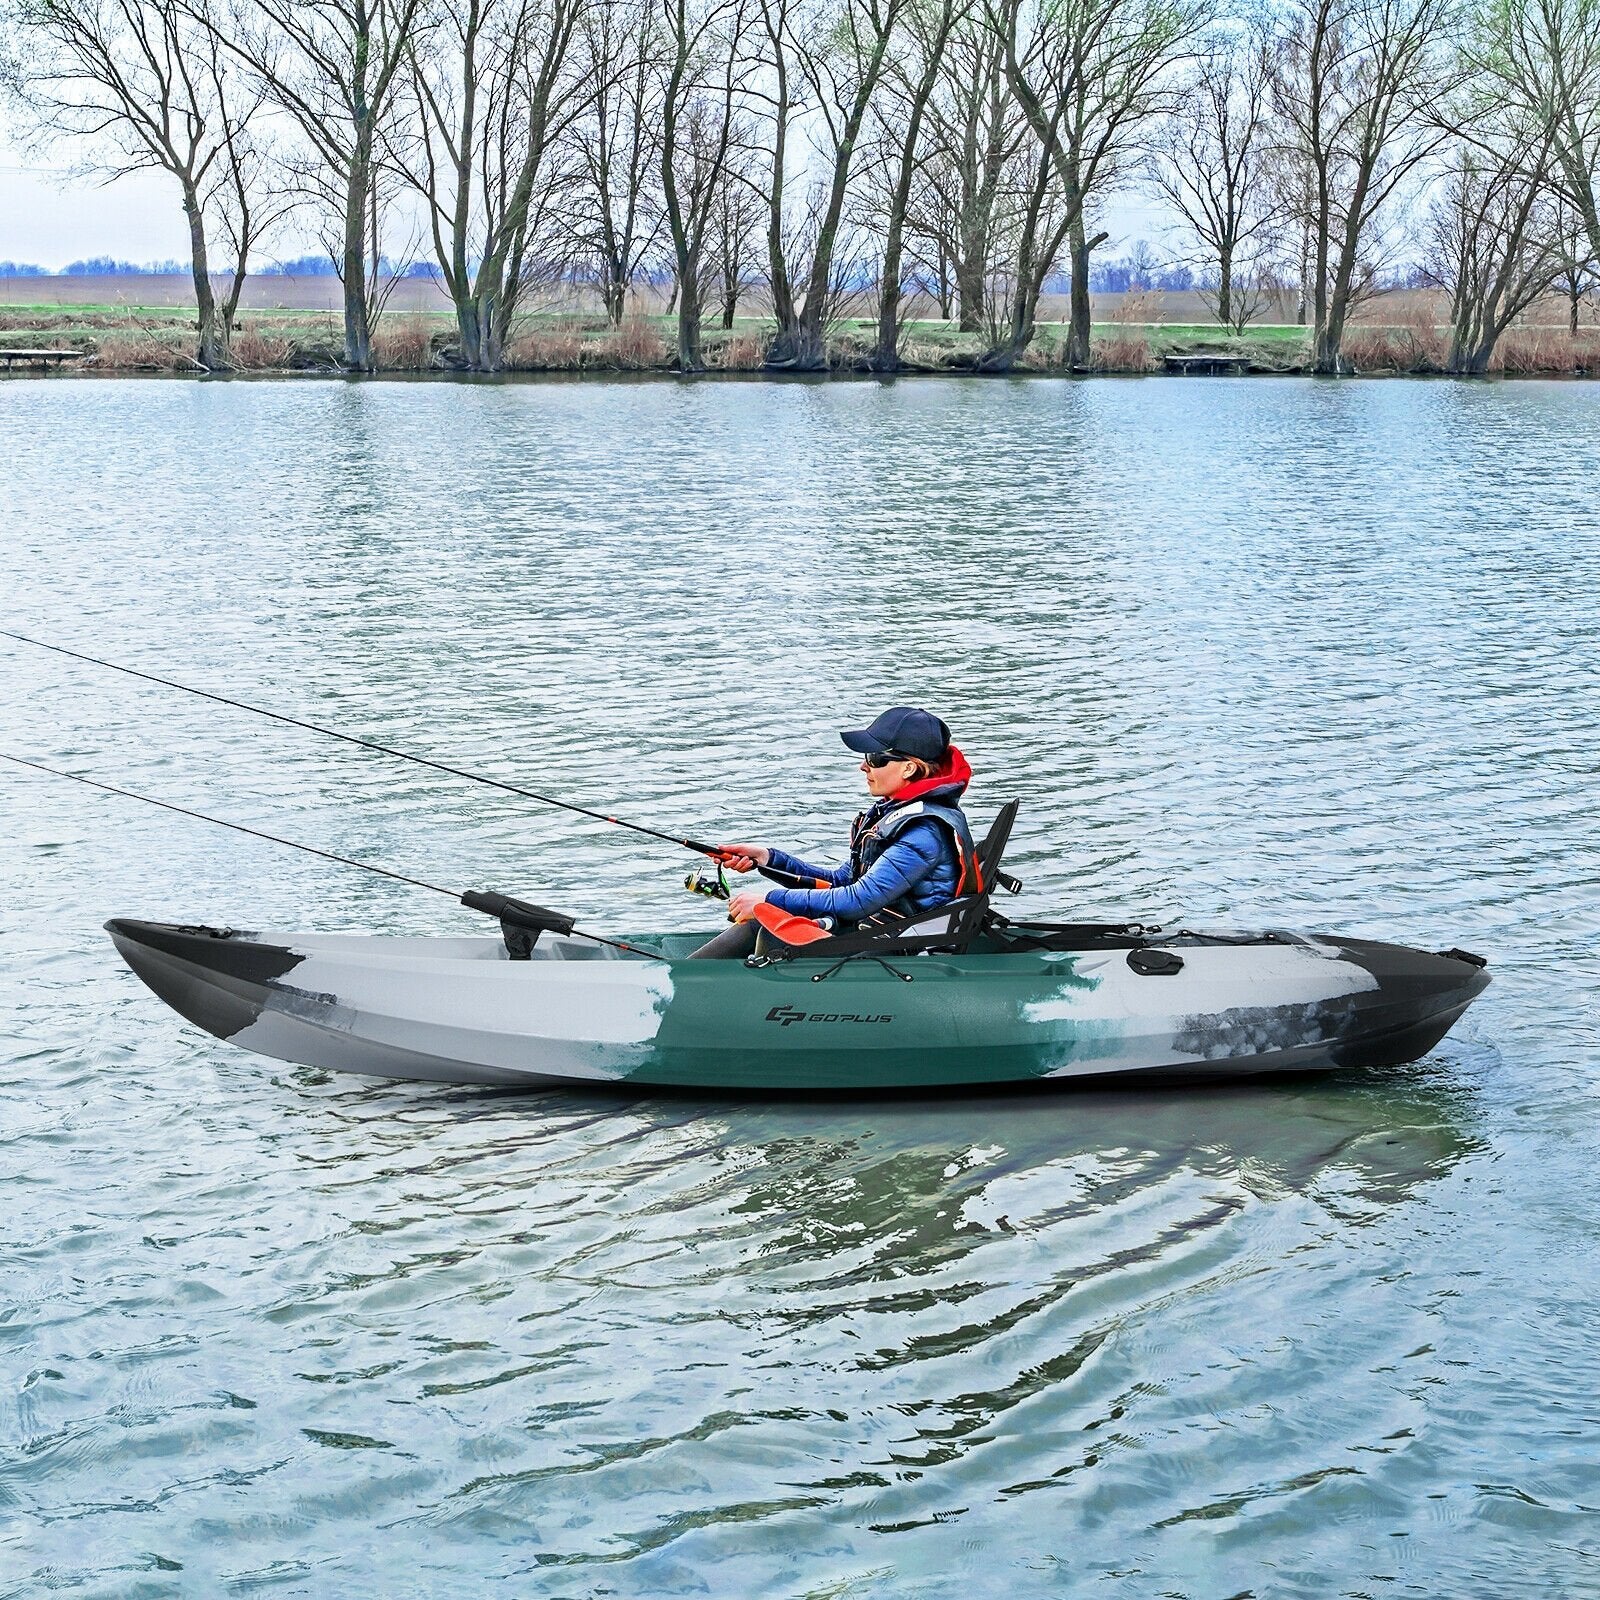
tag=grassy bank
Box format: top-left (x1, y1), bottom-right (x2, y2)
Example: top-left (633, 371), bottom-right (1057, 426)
top-left (3, 305), bottom-right (1599, 376)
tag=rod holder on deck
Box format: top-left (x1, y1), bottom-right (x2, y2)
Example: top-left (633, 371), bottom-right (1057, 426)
top-left (460, 890), bottom-right (577, 938)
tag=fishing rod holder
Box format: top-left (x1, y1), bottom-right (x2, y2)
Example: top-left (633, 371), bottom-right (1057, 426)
top-left (461, 890), bottom-right (578, 960)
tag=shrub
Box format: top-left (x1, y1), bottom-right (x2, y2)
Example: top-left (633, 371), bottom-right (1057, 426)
top-left (609, 315), bottom-right (668, 368)
top-left (372, 317), bottom-right (433, 370)
top-left (706, 332), bottom-right (764, 370)
top-left (506, 326), bottom-right (585, 369)
top-left (86, 330), bottom-right (198, 371)
top-left (1090, 332), bottom-right (1157, 373)
top-left (229, 324), bottom-right (297, 369)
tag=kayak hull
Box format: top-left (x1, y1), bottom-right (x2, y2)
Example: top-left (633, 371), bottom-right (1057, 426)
top-left (105, 918), bottom-right (1490, 1092)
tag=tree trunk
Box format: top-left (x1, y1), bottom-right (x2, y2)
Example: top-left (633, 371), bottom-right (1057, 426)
top-left (1216, 246), bottom-right (1233, 331)
top-left (603, 264), bottom-right (626, 326)
top-left (342, 127), bottom-right (376, 371)
top-left (956, 257), bottom-right (984, 331)
top-left (183, 182), bottom-right (227, 370)
top-left (872, 5), bottom-right (951, 370)
top-left (1066, 210), bottom-right (1094, 368)
top-left (1065, 220), bottom-right (1107, 369)
top-left (675, 254), bottom-right (703, 370)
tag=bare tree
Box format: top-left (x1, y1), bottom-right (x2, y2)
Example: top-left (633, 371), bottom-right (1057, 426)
top-left (1470, 0), bottom-right (1600, 263)
top-left (757, 0), bottom-right (907, 367)
top-left (403, 0), bottom-right (586, 370)
top-left (215, 0), bottom-right (422, 368)
top-left (868, 0), bottom-right (965, 367)
top-left (989, 0), bottom-right (1209, 367)
top-left (1426, 133), bottom-right (1564, 371)
top-left (1551, 196), bottom-right (1600, 329)
top-left (1151, 20), bottom-right (1277, 331)
top-left (910, 17), bottom-right (1027, 331)
top-left (980, 107), bottom-right (1082, 363)
top-left (12, 0), bottom-right (268, 366)
top-left (219, 0), bottom-right (424, 371)
top-left (659, 0), bottom-right (754, 368)
top-left (1268, 0), bottom-right (1453, 373)
top-left (576, 0), bottom-right (664, 324)
top-left (706, 145), bottom-right (764, 322)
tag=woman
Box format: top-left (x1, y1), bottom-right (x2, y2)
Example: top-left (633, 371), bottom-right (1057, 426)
top-left (691, 705), bottom-right (980, 959)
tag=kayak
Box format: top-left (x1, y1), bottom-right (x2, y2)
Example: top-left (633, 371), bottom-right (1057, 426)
top-left (104, 916), bottom-right (1489, 1091)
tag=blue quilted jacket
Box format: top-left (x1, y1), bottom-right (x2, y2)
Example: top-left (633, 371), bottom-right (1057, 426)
top-left (760, 758), bottom-right (973, 923)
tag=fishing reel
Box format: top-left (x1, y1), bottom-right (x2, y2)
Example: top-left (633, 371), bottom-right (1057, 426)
top-left (684, 861), bottom-right (732, 901)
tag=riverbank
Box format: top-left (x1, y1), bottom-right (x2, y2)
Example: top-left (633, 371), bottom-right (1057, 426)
top-left (3, 304), bottom-right (1599, 377)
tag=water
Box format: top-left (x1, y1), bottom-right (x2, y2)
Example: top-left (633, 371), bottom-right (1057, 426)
top-left (1, 375), bottom-right (1597, 1597)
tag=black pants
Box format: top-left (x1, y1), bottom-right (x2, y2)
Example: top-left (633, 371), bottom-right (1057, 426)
top-left (687, 921), bottom-right (762, 960)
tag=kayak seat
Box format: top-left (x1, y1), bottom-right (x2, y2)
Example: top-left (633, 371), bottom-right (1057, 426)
top-left (881, 798), bottom-right (1019, 949)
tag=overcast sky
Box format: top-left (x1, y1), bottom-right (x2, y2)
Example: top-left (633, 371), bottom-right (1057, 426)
top-left (1, 107), bottom-right (192, 265)
top-left (0, 108), bottom-right (1172, 272)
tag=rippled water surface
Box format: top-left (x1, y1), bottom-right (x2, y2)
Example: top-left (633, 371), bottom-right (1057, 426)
top-left (2, 376), bottom-right (1598, 1597)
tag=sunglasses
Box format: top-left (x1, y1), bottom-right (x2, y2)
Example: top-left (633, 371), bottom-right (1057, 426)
top-left (862, 750), bottom-right (912, 768)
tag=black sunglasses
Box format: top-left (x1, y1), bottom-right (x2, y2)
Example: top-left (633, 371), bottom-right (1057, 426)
top-left (862, 750), bottom-right (912, 768)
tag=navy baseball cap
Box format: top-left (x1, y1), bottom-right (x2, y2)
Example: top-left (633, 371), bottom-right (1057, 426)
top-left (840, 706), bottom-right (951, 765)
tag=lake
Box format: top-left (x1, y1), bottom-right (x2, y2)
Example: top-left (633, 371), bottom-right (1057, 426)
top-left (1, 374), bottom-right (1597, 1596)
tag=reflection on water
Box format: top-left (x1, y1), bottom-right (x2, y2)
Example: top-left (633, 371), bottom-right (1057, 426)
top-left (1, 378), bottom-right (1597, 1596)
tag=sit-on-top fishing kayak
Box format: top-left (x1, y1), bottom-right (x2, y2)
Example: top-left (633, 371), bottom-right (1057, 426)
top-left (104, 914), bottom-right (1489, 1091)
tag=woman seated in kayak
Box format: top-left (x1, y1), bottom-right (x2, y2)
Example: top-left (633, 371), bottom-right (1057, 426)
top-left (690, 706), bottom-right (980, 959)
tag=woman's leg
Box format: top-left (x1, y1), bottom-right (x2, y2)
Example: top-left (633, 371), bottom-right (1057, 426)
top-left (686, 921), bottom-right (761, 960)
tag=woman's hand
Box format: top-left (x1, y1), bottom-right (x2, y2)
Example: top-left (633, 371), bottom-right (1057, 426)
top-left (715, 844), bottom-right (770, 872)
top-left (728, 889), bottom-right (768, 922)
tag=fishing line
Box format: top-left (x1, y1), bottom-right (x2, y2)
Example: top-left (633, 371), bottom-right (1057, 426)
top-left (0, 628), bottom-right (729, 860)
top-left (0, 752), bottom-right (663, 959)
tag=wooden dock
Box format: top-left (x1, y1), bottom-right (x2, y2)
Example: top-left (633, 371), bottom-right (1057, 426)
top-left (1163, 353), bottom-right (1253, 376)
top-left (0, 348), bottom-right (85, 369)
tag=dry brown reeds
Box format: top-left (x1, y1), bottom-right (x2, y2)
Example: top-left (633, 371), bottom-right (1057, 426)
top-left (1090, 333), bottom-right (1158, 373)
top-left (506, 324), bottom-right (585, 369)
top-left (228, 323), bottom-right (297, 369)
top-left (1343, 302), bottom-right (1448, 373)
top-left (1492, 327), bottom-right (1600, 374)
top-left (607, 315), bottom-right (668, 368)
top-left (1087, 287), bottom-right (1160, 372)
top-left (372, 316), bottom-right (434, 370)
top-left (707, 332), bottom-right (764, 370)
top-left (86, 329), bottom-right (201, 372)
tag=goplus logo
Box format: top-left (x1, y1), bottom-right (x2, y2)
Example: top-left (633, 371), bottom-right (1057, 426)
top-left (765, 1005), bottom-right (893, 1027)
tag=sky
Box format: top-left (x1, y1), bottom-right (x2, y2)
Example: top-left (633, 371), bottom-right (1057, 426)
top-left (2, 103), bottom-right (200, 266)
top-left (0, 108), bottom-right (1172, 273)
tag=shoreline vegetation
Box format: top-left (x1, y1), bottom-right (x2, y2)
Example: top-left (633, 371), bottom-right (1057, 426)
top-left (6, 290), bottom-right (1600, 379)
top-left (9, 0), bottom-right (1600, 382)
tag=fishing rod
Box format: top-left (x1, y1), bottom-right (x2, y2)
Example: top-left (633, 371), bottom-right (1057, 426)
top-left (0, 628), bottom-right (815, 892)
top-left (0, 752), bottom-right (663, 960)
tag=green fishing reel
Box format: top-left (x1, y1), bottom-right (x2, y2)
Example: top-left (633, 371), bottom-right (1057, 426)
top-left (684, 861), bottom-right (732, 901)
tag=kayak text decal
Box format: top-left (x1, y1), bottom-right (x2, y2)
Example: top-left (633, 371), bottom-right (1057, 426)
top-left (766, 1004), bottom-right (893, 1027)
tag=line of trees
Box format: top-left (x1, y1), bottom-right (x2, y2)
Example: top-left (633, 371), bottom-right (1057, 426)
top-left (4, 0), bottom-right (1600, 374)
